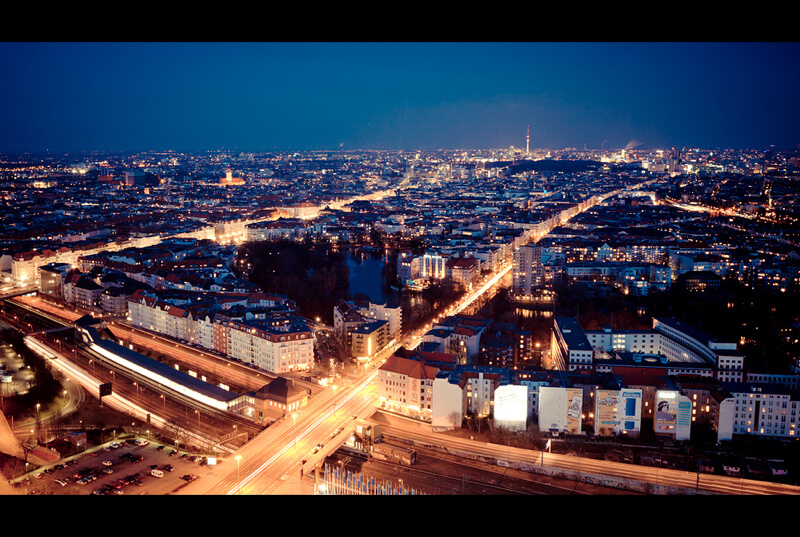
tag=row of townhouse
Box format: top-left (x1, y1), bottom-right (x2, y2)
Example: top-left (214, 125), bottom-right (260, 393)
top-left (39, 262), bottom-right (154, 316)
top-left (127, 289), bottom-right (314, 374)
top-left (395, 228), bottom-right (524, 291)
top-left (6, 234), bottom-right (227, 286)
top-left (382, 347), bottom-right (800, 443)
top-left (534, 241), bottom-right (800, 293)
top-left (245, 218), bottom-right (309, 242)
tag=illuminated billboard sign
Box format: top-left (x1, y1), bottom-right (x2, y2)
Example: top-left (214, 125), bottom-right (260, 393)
top-left (494, 385), bottom-right (528, 432)
top-left (594, 389), bottom-right (619, 436)
top-left (655, 390), bottom-right (691, 441)
top-left (566, 388), bottom-right (583, 434)
top-left (538, 386), bottom-right (567, 434)
top-left (619, 389), bottom-right (642, 436)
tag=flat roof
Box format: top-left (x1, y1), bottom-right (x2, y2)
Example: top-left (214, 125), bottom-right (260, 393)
top-left (554, 317), bottom-right (592, 350)
top-left (88, 328), bottom-right (238, 403)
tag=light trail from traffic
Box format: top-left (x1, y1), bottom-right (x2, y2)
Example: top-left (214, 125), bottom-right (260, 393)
top-left (452, 264), bottom-right (511, 315)
top-left (22, 334), bottom-right (223, 453)
top-left (225, 369), bottom-right (379, 494)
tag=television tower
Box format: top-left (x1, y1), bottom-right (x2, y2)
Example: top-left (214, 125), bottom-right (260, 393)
top-left (526, 125), bottom-right (530, 155)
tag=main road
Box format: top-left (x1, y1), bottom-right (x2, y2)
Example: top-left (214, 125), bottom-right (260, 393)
top-left (184, 369), bottom-right (380, 495)
top-left (17, 183), bottom-right (797, 494)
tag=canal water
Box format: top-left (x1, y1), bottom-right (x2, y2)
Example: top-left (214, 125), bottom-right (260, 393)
top-left (343, 248), bottom-right (555, 340)
top-left (343, 248), bottom-right (434, 332)
top-left (345, 249), bottom-right (399, 307)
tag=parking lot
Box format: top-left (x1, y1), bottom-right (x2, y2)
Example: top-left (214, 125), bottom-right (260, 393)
top-left (19, 438), bottom-right (222, 495)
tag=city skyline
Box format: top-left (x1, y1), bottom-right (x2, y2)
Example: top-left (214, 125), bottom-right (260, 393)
top-left (2, 42), bottom-right (799, 155)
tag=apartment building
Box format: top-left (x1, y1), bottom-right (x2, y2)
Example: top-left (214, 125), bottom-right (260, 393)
top-left (225, 318), bottom-right (314, 374)
top-left (378, 354), bottom-right (438, 420)
top-left (460, 366), bottom-right (509, 418)
top-left (354, 301), bottom-right (402, 341)
top-left (127, 289), bottom-right (313, 374)
top-left (551, 317), bottom-right (594, 371)
top-left (724, 382), bottom-right (800, 439)
top-left (556, 317), bottom-right (744, 382)
top-left (512, 244), bottom-right (543, 297)
top-left (351, 320), bottom-right (389, 360)
top-left (445, 256), bottom-right (480, 290)
top-left (333, 300), bottom-right (366, 353)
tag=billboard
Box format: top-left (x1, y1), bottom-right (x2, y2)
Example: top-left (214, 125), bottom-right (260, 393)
top-left (494, 385), bottom-right (528, 432)
top-left (409, 377), bottom-right (420, 406)
top-left (538, 386), bottom-right (568, 434)
top-left (594, 389), bottom-right (619, 436)
top-left (655, 390), bottom-right (692, 441)
top-left (566, 388), bottom-right (583, 434)
top-left (619, 389), bottom-right (642, 436)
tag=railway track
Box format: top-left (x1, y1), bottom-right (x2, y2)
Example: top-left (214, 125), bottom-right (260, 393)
top-left (326, 445), bottom-right (592, 495)
top-left (2, 298), bottom-right (264, 444)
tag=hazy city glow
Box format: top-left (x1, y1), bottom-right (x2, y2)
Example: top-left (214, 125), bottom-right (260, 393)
top-left (1, 42), bottom-right (799, 497)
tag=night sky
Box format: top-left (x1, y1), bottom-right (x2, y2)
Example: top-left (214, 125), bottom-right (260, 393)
top-left (2, 42), bottom-right (799, 154)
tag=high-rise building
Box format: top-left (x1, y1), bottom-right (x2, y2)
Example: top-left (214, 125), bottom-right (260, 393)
top-left (512, 244), bottom-right (543, 296)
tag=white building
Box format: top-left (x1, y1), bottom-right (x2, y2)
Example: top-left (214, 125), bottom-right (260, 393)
top-left (378, 355), bottom-right (438, 420)
top-left (360, 302), bottom-right (402, 341)
top-left (512, 244), bottom-right (543, 296)
top-left (224, 318), bottom-right (314, 374)
top-left (724, 382), bottom-right (800, 439)
top-left (431, 376), bottom-right (466, 431)
top-left (555, 317), bottom-right (744, 382)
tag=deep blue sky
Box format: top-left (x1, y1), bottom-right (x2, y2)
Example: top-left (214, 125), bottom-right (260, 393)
top-left (2, 42), bottom-right (799, 154)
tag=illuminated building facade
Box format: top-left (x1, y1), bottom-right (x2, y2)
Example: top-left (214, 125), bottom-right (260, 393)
top-left (378, 355), bottom-right (438, 420)
top-left (127, 289), bottom-right (314, 374)
top-left (512, 244), bottom-right (543, 297)
top-left (351, 320), bottom-right (388, 360)
top-left (220, 167), bottom-right (245, 186)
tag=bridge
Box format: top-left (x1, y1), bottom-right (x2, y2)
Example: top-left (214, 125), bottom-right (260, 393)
top-left (0, 284), bottom-right (39, 300)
